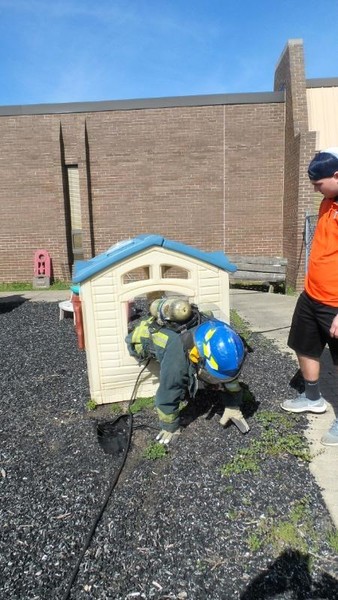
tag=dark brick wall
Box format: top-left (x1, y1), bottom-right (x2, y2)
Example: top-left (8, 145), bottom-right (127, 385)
top-left (0, 100), bottom-right (284, 283)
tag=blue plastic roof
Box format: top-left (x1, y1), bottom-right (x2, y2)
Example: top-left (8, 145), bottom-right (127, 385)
top-left (73, 234), bottom-right (237, 284)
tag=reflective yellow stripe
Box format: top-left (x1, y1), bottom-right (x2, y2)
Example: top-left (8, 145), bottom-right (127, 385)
top-left (156, 407), bottom-right (180, 423)
top-left (131, 317), bottom-right (153, 344)
top-left (151, 330), bottom-right (169, 349)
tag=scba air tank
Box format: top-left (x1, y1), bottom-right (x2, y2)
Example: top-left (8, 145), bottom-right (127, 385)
top-left (149, 297), bottom-right (192, 324)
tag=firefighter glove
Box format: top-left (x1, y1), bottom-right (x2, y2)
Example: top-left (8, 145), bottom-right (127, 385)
top-left (156, 429), bottom-right (181, 446)
top-left (220, 407), bottom-right (250, 434)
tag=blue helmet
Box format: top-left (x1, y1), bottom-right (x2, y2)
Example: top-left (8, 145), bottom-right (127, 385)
top-left (192, 319), bottom-right (245, 384)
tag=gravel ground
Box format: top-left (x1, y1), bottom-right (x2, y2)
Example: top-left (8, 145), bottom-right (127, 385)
top-left (1, 301), bottom-right (338, 600)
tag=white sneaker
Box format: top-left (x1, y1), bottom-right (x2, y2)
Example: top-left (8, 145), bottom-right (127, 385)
top-left (281, 393), bottom-right (327, 414)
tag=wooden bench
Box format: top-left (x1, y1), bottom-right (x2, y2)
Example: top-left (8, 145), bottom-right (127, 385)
top-left (228, 256), bottom-right (288, 293)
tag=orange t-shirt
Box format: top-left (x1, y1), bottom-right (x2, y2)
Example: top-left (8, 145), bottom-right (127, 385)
top-left (305, 198), bottom-right (338, 306)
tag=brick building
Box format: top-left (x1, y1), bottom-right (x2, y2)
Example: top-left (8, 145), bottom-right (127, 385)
top-left (0, 39), bottom-right (337, 290)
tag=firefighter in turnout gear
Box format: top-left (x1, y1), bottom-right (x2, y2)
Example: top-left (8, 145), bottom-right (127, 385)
top-left (126, 297), bottom-right (249, 445)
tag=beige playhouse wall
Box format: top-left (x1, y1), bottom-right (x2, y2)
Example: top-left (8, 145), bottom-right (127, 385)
top-left (80, 247), bottom-right (231, 404)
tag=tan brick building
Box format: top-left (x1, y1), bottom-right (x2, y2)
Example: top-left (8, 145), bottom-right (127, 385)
top-left (0, 39), bottom-right (337, 290)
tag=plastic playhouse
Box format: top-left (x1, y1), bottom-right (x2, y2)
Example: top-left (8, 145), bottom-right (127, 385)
top-left (73, 234), bottom-right (236, 404)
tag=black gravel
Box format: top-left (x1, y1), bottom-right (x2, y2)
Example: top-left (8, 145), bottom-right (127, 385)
top-left (1, 301), bottom-right (338, 600)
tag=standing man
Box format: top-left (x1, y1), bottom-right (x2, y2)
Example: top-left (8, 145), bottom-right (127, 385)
top-left (281, 148), bottom-right (338, 446)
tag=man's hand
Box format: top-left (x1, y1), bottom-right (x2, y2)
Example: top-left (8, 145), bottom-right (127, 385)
top-left (156, 429), bottom-right (181, 445)
top-left (329, 314), bottom-right (338, 338)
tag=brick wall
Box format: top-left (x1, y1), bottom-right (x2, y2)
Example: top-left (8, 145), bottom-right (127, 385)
top-left (0, 116), bottom-right (70, 281)
top-left (274, 39), bottom-right (317, 291)
top-left (0, 98), bottom-right (284, 283)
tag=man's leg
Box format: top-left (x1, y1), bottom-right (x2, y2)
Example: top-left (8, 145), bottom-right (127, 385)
top-left (281, 354), bottom-right (327, 413)
top-left (297, 355), bottom-right (320, 381)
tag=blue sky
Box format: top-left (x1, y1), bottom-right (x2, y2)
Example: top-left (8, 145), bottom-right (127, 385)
top-left (0, 0), bottom-right (337, 106)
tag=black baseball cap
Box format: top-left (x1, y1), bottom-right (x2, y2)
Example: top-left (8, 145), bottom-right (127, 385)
top-left (308, 148), bottom-right (338, 181)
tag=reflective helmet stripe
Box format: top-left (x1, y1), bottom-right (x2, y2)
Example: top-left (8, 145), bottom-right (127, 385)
top-left (204, 327), bottom-right (216, 341)
top-left (207, 356), bottom-right (218, 370)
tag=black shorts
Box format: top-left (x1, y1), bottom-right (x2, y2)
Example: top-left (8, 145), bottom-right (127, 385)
top-left (288, 291), bottom-right (338, 364)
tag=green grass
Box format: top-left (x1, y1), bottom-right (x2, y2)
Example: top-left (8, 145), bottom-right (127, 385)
top-left (0, 280), bottom-right (70, 291)
top-left (286, 285), bottom-right (298, 296)
top-left (230, 309), bottom-right (252, 341)
top-left (110, 403), bottom-right (123, 415)
top-left (327, 529), bottom-right (338, 552)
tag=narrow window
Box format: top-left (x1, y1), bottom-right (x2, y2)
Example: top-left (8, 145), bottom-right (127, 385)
top-left (67, 165), bottom-right (83, 260)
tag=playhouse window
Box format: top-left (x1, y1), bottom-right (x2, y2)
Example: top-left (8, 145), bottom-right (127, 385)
top-left (123, 266), bottom-right (150, 284)
top-left (161, 265), bottom-right (190, 279)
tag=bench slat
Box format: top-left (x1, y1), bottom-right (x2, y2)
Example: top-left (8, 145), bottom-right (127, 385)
top-left (230, 271), bottom-right (286, 282)
top-left (228, 255), bottom-right (287, 267)
top-left (228, 255), bottom-right (287, 291)
top-left (232, 263), bottom-right (286, 274)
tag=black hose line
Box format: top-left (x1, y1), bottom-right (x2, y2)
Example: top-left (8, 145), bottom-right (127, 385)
top-left (61, 359), bottom-right (150, 600)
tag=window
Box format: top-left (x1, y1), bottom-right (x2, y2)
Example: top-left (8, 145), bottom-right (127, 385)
top-left (67, 165), bottom-right (83, 260)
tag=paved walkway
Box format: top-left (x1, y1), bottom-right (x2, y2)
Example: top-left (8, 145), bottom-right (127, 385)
top-left (1, 288), bottom-right (338, 528)
top-left (230, 289), bottom-right (338, 529)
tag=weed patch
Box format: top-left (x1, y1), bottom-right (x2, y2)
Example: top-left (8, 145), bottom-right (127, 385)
top-left (86, 399), bottom-right (97, 411)
top-left (130, 396), bottom-right (155, 414)
top-left (327, 529), bottom-right (338, 553)
top-left (230, 309), bottom-right (252, 341)
top-left (247, 497), bottom-right (321, 557)
top-left (110, 403), bottom-right (123, 415)
top-left (221, 410), bottom-right (311, 477)
top-left (143, 441), bottom-right (167, 460)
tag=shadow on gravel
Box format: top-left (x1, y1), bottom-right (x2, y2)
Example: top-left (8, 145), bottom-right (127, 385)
top-left (180, 383), bottom-right (259, 428)
top-left (240, 549), bottom-right (338, 599)
top-left (0, 296), bottom-right (27, 313)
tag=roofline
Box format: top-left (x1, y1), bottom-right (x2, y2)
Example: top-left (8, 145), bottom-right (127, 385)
top-left (0, 91), bottom-right (285, 117)
top-left (306, 77), bottom-right (338, 88)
